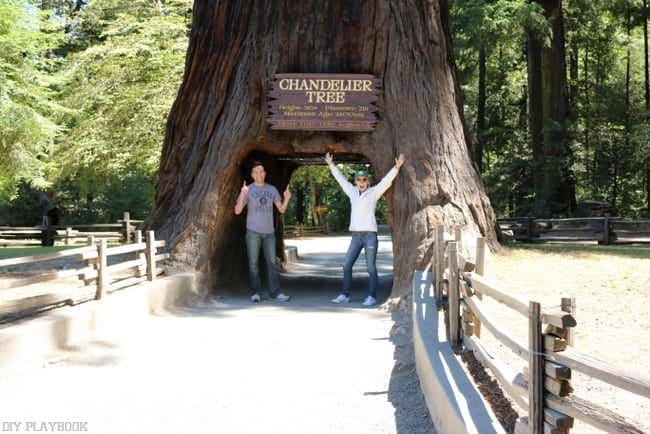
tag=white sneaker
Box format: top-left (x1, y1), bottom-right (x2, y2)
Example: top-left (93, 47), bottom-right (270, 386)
top-left (331, 294), bottom-right (350, 303)
top-left (269, 292), bottom-right (290, 302)
top-left (362, 296), bottom-right (376, 306)
top-left (251, 293), bottom-right (261, 303)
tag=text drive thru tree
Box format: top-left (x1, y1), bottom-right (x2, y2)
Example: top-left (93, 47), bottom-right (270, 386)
top-left (147, 0), bottom-right (498, 303)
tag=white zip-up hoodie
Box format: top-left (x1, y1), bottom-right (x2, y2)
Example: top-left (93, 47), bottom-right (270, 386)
top-left (328, 163), bottom-right (400, 232)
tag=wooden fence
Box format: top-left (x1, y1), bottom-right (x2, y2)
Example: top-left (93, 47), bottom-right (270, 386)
top-left (0, 230), bottom-right (168, 321)
top-left (432, 224), bottom-right (650, 433)
top-left (497, 216), bottom-right (650, 244)
top-left (284, 224), bottom-right (328, 237)
top-left (0, 212), bottom-right (143, 247)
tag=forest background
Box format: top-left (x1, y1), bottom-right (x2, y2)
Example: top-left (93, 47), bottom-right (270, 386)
top-left (1, 0), bottom-right (648, 231)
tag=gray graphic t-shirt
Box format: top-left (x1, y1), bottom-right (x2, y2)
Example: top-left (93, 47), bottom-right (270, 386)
top-left (241, 183), bottom-right (281, 234)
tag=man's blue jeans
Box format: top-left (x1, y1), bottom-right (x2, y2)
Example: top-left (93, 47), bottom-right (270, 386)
top-left (342, 231), bottom-right (378, 297)
top-left (245, 230), bottom-right (280, 297)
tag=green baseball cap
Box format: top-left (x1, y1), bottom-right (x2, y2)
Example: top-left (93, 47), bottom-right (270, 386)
top-left (355, 169), bottom-right (370, 180)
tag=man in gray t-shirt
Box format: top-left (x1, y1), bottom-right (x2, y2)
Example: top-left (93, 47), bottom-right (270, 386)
top-left (234, 161), bottom-right (291, 302)
top-left (243, 183), bottom-right (281, 234)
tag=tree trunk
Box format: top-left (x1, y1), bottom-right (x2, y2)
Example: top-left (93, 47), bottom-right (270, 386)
top-left (527, 27), bottom-right (544, 208)
top-left (146, 0), bottom-right (498, 304)
top-left (642, 0), bottom-right (650, 112)
top-left (529, 0), bottom-right (576, 217)
top-left (643, 0), bottom-right (650, 211)
top-left (308, 177), bottom-right (319, 225)
top-left (475, 46), bottom-right (486, 173)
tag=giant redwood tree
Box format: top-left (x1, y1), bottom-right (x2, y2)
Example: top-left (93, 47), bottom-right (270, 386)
top-left (147, 0), bottom-right (498, 304)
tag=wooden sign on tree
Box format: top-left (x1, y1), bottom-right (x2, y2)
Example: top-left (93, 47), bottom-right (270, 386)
top-left (267, 73), bottom-right (380, 131)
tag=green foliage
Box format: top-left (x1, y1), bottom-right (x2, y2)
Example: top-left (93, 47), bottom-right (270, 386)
top-left (450, 0), bottom-right (539, 216)
top-left (0, 0), bottom-right (67, 193)
top-left (451, 0), bottom-right (650, 218)
top-left (0, 181), bottom-right (50, 225)
top-left (565, 0), bottom-right (649, 217)
top-left (1, 0), bottom-right (191, 224)
top-left (286, 163), bottom-right (388, 232)
top-left (48, 0), bottom-right (189, 222)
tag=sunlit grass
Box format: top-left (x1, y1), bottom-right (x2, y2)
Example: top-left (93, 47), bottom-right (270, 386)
top-left (0, 246), bottom-right (82, 259)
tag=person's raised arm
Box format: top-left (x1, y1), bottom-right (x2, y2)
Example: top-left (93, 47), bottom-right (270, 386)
top-left (275, 186), bottom-right (292, 214)
top-left (325, 152), bottom-right (356, 197)
top-left (394, 153), bottom-right (405, 169)
top-left (372, 153), bottom-right (406, 197)
top-left (234, 181), bottom-right (248, 214)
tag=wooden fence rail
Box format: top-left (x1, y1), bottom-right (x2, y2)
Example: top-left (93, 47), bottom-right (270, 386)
top-left (284, 224), bottom-right (328, 237)
top-left (497, 216), bottom-right (650, 244)
top-left (0, 230), bottom-right (168, 321)
top-left (0, 212), bottom-right (143, 247)
top-left (432, 224), bottom-right (650, 433)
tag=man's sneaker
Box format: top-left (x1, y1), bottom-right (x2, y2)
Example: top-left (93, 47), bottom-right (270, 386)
top-left (362, 296), bottom-right (376, 306)
top-left (331, 294), bottom-right (350, 303)
top-left (251, 293), bottom-right (261, 303)
top-left (269, 293), bottom-right (290, 302)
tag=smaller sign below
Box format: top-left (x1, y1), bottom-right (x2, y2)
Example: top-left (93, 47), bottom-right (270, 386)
top-left (267, 73), bottom-right (381, 132)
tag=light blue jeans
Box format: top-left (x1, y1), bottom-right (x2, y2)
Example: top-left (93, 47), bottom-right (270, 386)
top-left (342, 231), bottom-right (378, 297)
top-left (245, 230), bottom-right (280, 297)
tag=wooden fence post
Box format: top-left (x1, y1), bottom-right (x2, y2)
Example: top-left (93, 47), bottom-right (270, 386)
top-left (454, 225), bottom-right (462, 253)
top-left (603, 215), bottom-right (611, 245)
top-left (95, 238), bottom-right (107, 299)
top-left (528, 301), bottom-right (544, 432)
top-left (41, 216), bottom-right (54, 246)
top-left (430, 230), bottom-right (436, 279)
top-left (449, 241), bottom-right (460, 345)
top-left (122, 211), bottom-right (132, 244)
top-left (475, 236), bottom-right (485, 275)
top-left (561, 296), bottom-right (576, 346)
top-left (526, 216), bottom-right (534, 243)
top-left (135, 230), bottom-right (146, 277)
top-left (435, 224), bottom-right (445, 302)
top-left (65, 227), bottom-right (73, 245)
top-left (146, 230), bottom-right (156, 281)
top-left (473, 236), bottom-right (485, 338)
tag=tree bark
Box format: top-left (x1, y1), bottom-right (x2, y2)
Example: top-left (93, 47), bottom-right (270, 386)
top-left (475, 46), bottom-right (486, 173)
top-left (529, 0), bottom-right (576, 217)
top-left (541, 0), bottom-right (576, 216)
top-left (527, 27), bottom-right (544, 207)
top-left (146, 0), bottom-right (498, 304)
top-left (643, 0), bottom-right (650, 211)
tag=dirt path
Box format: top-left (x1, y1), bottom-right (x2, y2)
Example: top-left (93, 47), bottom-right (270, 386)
top-left (0, 235), bottom-right (436, 434)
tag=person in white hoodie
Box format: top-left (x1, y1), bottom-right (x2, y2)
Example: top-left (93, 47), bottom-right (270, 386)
top-left (324, 152), bottom-right (405, 306)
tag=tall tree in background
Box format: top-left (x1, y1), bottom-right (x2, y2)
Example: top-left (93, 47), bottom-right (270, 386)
top-left (50, 0), bottom-right (191, 222)
top-left (450, 0), bottom-right (540, 217)
top-left (450, 0), bottom-right (535, 173)
top-left (642, 0), bottom-right (650, 213)
top-left (528, 0), bottom-right (576, 216)
top-left (564, 0), bottom-right (648, 216)
top-left (0, 0), bottom-right (63, 197)
top-left (147, 0), bottom-right (498, 302)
